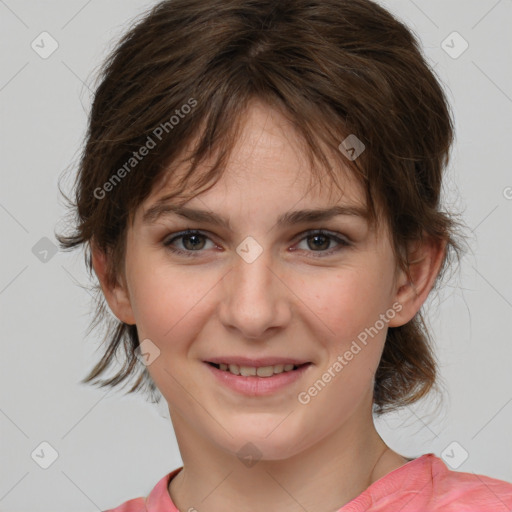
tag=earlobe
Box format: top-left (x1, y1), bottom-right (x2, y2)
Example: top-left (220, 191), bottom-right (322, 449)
top-left (90, 242), bottom-right (136, 325)
top-left (388, 237), bottom-right (446, 328)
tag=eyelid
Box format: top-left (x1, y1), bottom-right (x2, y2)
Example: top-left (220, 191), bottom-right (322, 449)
top-left (293, 228), bottom-right (352, 245)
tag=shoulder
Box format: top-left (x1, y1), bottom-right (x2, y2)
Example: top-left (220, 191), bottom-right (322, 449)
top-left (360, 454), bottom-right (512, 512)
top-left (427, 455), bottom-right (512, 511)
top-left (103, 496), bottom-right (146, 512)
top-left (102, 467), bottom-right (182, 512)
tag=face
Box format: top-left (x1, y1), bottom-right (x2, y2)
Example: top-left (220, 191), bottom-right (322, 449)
top-left (105, 101), bottom-right (411, 461)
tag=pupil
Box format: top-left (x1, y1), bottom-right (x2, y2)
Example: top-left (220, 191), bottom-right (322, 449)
top-left (309, 235), bottom-right (328, 250)
top-left (185, 234), bottom-right (203, 250)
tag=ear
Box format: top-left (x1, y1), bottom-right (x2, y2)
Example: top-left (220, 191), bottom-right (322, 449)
top-left (91, 241), bottom-right (136, 325)
top-left (388, 236), bottom-right (446, 327)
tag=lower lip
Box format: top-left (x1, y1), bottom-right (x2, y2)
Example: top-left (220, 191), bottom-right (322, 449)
top-left (204, 362), bottom-right (312, 396)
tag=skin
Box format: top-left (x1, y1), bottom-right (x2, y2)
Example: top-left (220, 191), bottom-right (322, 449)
top-left (93, 100), bottom-right (445, 512)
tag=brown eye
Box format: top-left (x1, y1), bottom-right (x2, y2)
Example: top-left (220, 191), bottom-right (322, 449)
top-left (181, 233), bottom-right (207, 250)
top-left (163, 230), bottom-right (214, 257)
top-left (306, 234), bottom-right (331, 251)
top-left (295, 230), bottom-right (351, 257)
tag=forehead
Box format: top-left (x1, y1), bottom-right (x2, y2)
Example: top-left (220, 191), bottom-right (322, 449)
top-left (138, 100), bottom-right (367, 219)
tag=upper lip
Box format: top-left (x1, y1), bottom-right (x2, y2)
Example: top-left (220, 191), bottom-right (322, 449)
top-left (205, 356), bottom-right (311, 367)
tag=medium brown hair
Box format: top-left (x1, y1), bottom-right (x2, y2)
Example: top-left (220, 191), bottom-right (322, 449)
top-left (57, 0), bottom-right (464, 414)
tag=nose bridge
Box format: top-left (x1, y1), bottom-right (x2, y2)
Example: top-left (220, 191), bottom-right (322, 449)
top-left (219, 237), bottom-right (287, 338)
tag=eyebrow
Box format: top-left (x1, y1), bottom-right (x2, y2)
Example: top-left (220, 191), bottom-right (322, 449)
top-left (142, 201), bottom-right (369, 229)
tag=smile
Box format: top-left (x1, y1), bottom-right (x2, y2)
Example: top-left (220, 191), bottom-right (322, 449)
top-left (204, 361), bottom-right (313, 396)
top-left (207, 362), bottom-right (307, 377)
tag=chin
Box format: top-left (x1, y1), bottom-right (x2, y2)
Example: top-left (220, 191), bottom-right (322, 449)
top-left (214, 419), bottom-right (309, 463)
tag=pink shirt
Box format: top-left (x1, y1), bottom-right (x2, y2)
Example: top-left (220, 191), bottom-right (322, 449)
top-left (105, 453), bottom-right (512, 511)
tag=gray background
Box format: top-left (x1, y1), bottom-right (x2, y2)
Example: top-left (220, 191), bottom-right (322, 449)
top-left (1, 0), bottom-right (511, 510)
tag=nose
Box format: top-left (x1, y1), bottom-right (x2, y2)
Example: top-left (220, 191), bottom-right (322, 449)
top-left (218, 245), bottom-right (292, 340)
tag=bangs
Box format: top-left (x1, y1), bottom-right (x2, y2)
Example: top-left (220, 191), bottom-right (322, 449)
top-left (130, 91), bottom-right (376, 230)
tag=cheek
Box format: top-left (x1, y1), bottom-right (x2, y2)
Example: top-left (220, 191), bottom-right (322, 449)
top-left (127, 263), bottom-right (203, 342)
top-left (127, 268), bottom-right (214, 393)
top-left (305, 266), bottom-right (394, 343)
top-left (127, 261), bottom-right (227, 364)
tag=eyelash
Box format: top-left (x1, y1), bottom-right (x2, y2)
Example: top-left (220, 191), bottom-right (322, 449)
top-left (162, 229), bottom-right (351, 258)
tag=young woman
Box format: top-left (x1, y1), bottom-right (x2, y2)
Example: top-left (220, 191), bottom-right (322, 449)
top-left (57, 0), bottom-right (512, 510)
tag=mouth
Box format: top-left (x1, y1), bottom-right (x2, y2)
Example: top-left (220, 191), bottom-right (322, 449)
top-left (205, 361), bottom-right (311, 378)
top-left (204, 359), bottom-right (313, 396)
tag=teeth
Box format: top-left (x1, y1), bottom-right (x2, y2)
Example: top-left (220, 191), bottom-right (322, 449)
top-left (256, 366), bottom-right (274, 377)
top-left (240, 366), bottom-right (256, 377)
top-left (214, 362), bottom-right (302, 377)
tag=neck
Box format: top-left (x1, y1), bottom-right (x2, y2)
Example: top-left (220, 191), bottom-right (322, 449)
top-left (167, 405), bottom-right (407, 512)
